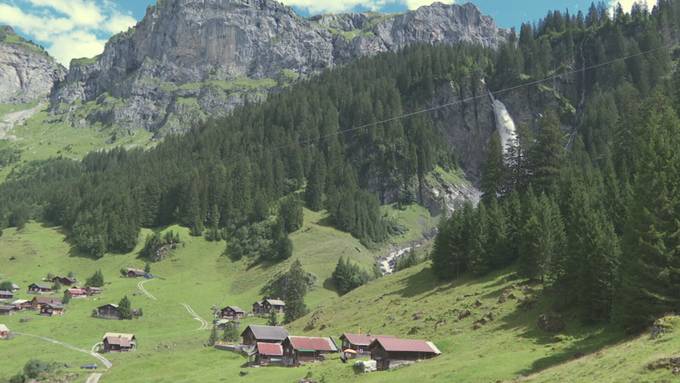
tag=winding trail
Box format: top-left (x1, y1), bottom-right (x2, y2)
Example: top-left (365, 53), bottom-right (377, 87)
top-left (0, 103), bottom-right (42, 140)
top-left (15, 332), bottom-right (112, 369)
top-left (137, 279), bottom-right (157, 301)
top-left (85, 373), bottom-right (102, 383)
top-left (181, 303), bottom-right (210, 331)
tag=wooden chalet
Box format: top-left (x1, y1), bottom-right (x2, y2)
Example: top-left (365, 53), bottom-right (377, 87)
top-left (95, 304), bottom-right (122, 319)
top-left (0, 324), bottom-right (9, 339)
top-left (220, 306), bottom-right (245, 320)
top-left (241, 325), bottom-right (289, 346)
top-left (40, 303), bottom-right (65, 316)
top-left (66, 288), bottom-right (88, 298)
top-left (251, 342), bottom-right (284, 366)
top-left (339, 333), bottom-right (392, 355)
top-left (31, 296), bottom-right (62, 311)
top-left (252, 298), bottom-right (286, 315)
top-left (368, 337), bottom-right (441, 371)
top-left (11, 299), bottom-right (31, 311)
top-left (52, 276), bottom-right (77, 286)
top-left (27, 283), bottom-right (52, 294)
top-left (0, 305), bottom-right (14, 316)
top-left (102, 333), bottom-right (136, 352)
top-left (0, 290), bottom-right (13, 300)
top-left (125, 268), bottom-right (146, 278)
top-left (282, 336), bottom-right (338, 366)
top-left (86, 286), bottom-right (103, 295)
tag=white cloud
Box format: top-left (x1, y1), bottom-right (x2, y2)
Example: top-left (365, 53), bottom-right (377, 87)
top-left (0, 0), bottom-right (137, 66)
top-left (610, 0), bottom-right (658, 13)
top-left (403, 0), bottom-right (454, 10)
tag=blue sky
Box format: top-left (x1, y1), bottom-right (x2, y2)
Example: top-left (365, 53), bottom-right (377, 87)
top-left (0, 1), bottom-right (649, 66)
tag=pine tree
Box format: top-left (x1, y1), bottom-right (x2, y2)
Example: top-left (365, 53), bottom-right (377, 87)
top-left (617, 94), bottom-right (680, 331)
top-left (283, 260), bottom-right (308, 323)
top-left (118, 295), bottom-right (132, 320)
top-left (268, 310), bottom-right (278, 326)
top-left (469, 203), bottom-right (489, 275)
top-left (304, 153), bottom-right (326, 211)
top-left (85, 270), bottom-right (104, 288)
top-left (529, 111), bottom-right (564, 194)
top-left (62, 290), bottom-right (71, 305)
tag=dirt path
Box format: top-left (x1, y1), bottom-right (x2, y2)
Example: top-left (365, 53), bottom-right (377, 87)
top-left (181, 303), bottom-right (210, 331)
top-left (137, 279), bottom-right (157, 301)
top-left (85, 373), bottom-right (102, 383)
top-left (14, 332), bottom-right (112, 369)
top-left (0, 103), bottom-right (42, 140)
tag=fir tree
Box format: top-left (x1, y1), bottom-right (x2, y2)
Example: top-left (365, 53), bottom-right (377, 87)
top-left (481, 131), bottom-right (505, 201)
top-left (118, 295), bottom-right (132, 320)
top-left (283, 260), bottom-right (309, 323)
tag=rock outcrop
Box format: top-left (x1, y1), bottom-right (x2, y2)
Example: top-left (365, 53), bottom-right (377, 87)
top-left (0, 26), bottom-right (65, 104)
top-left (49, 0), bottom-right (506, 135)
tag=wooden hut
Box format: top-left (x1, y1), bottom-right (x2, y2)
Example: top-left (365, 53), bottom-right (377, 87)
top-left (40, 303), bottom-right (65, 316)
top-left (125, 268), bottom-right (146, 278)
top-left (368, 337), bottom-right (441, 371)
top-left (0, 305), bottom-right (14, 316)
top-left (282, 336), bottom-right (338, 366)
top-left (11, 300), bottom-right (31, 311)
top-left (339, 334), bottom-right (397, 355)
top-left (240, 325), bottom-right (288, 346)
top-left (220, 306), bottom-right (245, 320)
top-left (95, 304), bottom-right (122, 319)
top-left (27, 283), bottom-right (52, 294)
top-left (102, 333), bottom-right (136, 352)
top-left (252, 299), bottom-right (285, 315)
top-left (31, 297), bottom-right (62, 311)
top-left (252, 342), bottom-right (284, 366)
top-left (66, 288), bottom-right (88, 298)
top-left (0, 290), bottom-right (14, 300)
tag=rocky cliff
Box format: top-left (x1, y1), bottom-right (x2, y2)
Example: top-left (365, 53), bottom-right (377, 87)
top-left (0, 26), bottom-right (65, 104)
top-left (50, 0), bottom-right (506, 135)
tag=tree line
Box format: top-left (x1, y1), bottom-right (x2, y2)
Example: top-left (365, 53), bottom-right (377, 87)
top-left (433, 0), bottom-right (680, 332)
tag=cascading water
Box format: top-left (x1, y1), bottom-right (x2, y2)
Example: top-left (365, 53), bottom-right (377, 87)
top-left (485, 82), bottom-right (518, 155)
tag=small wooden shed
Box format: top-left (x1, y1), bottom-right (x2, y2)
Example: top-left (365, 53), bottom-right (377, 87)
top-left (95, 304), bottom-right (122, 319)
top-left (40, 303), bottom-right (65, 316)
top-left (240, 325), bottom-right (288, 346)
top-left (252, 342), bottom-right (284, 366)
top-left (369, 337), bottom-right (441, 371)
top-left (282, 336), bottom-right (338, 366)
top-left (0, 305), bottom-right (14, 316)
top-left (0, 290), bottom-right (14, 300)
top-left (220, 306), bottom-right (245, 320)
top-left (27, 283), bottom-right (52, 294)
top-left (102, 333), bottom-right (136, 352)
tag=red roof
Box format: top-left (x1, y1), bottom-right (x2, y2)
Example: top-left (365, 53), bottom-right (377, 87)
top-left (256, 342), bottom-right (283, 356)
top-left (67, 288), bottom-right (87, 295)
top-left (370, 337), bottom-right (440, 354)
top-left (341, 333), bottom-right (395, 346)
top-left (286, 336), bottom-right (338, 352)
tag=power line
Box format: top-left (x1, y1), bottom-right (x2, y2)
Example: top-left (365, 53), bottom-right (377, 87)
top-left (265, 40), bottom-right (674, 152)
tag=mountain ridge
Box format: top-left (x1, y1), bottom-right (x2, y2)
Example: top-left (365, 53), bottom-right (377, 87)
top-left (48, 0), bottom-right (505, 135)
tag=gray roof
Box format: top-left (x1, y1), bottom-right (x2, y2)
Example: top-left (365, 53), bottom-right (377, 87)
top-left (265, 299), bottom-right (285, 306)
top-left (223, 306), bottom-right (244, 313)
top-left (29, 283), bottom-right (52, 289)
top-left (242, 325), bottom-right (288, 341)
top-left (0, 290), bottom-right (13, 295)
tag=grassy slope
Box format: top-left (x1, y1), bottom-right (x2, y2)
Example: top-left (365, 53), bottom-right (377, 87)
top-left (1, 209), bottom-right (677, 382)
top-left (0, 205), bottom-right (436, 382)
top-left (0, 104), bottom-right (152, 181)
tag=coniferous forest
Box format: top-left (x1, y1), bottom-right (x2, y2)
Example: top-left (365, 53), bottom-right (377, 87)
top-left (0, 0), bottom-right (679, 334)
top-left (433, 1), bottom-right (680, 333)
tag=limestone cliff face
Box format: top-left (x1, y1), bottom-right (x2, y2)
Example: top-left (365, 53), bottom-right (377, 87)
top-left (50, 0), bottom-right (506, 135)
top-left (0, 26), bottom-right (65, 104)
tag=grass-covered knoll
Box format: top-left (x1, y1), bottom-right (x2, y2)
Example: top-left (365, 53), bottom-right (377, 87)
top-left (0, 28), bottom-right (47, 55)
top-left (0, 205), bottom-right (434, 382)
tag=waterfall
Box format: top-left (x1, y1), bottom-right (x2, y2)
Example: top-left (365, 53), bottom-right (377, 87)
top-left (488, 91), bottom-right (518, 156)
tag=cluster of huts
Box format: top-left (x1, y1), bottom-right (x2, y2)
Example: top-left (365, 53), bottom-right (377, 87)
top-left (0, 296), bottom-right (66, 317)
top-left (217, 298), bottom-right (286, 322)
top-left (239, 324), bottom-right (440, 371)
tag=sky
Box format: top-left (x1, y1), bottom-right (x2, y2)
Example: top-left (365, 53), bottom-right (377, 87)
top-left (0, 0), bottom-right (655, 66)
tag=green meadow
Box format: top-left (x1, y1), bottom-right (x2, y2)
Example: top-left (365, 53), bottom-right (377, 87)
top-left (1, 205), bottom-right (678, 382)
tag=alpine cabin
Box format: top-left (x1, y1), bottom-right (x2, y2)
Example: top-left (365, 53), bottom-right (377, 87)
top-left (240, 325), bottom-right (288, 346)
top-left (102, 333), bottom-right (136, 352)
top-left (368, 337), bottom-right (441, 370)
top-left (282, 336), bottom-right (338, 366)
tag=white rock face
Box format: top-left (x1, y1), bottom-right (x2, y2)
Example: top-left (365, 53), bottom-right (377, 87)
top-left (491, 98), bottom-right (518, 155)
top-left (0, 26), bottom-right (65, 104)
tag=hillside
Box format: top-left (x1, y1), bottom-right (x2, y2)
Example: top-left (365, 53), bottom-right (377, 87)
top-left (3, 219), bottom-right (678, 383)
top-left (0, 205), bottom-right (437, 381)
